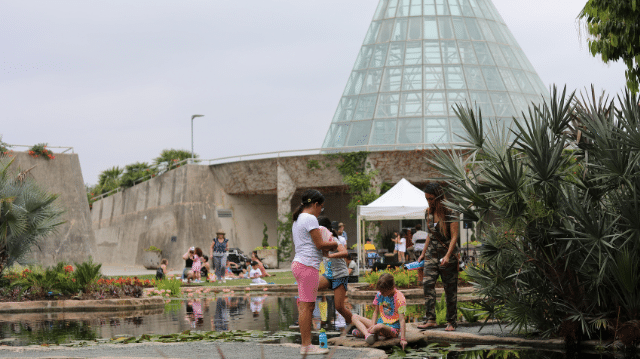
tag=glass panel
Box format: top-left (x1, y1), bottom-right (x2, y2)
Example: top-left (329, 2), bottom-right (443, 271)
top-left (424, 40), bottom-right (442, 64)
top-left (364, 21), bottom-right (382, 45)
top-left (465, 66), bottom-right (486, 90)
top-left (526, 72), bottom-right (546, 95)
top-left (323, 123), bottom-right (350, 148)
top-left (346, 121), bottom-right (373, 146)
top-left (441, 40), bottom-right (460, 64)
top-left (423, 17), bottom-right (438, 39)
top-left (405, 41), bottom-right (423, 65)
top-left (362, 69), bottom-right (383, 93)
top-left (375, 93), bottom-right (400, 118)
top-left (450, 117), bottom-right (465, 142)
top-left (397, 0), bottom-right (411, 17)
top-left (370, 43), bottom-right (390, 68)
top-left (498, 68), bottom-right (521, 92)
top-left (509, 93), bottom-right (528, 115)
top-left (424, 91), bottom-right (447, 115)
top-left (387, 42), bottom-right (406, 66)
top-left (500, 23), bottom-right (517, 46)
top-left (436, 0), bottom-right (450, 15)
top-left (374, 0), bottom-right (389, 21)
top-left (407, 17), bottom-right (422, 40)
top-left (526, 94), bottom-right (544, 109)
top-left (490, 92), bottom-right (515, 117)
top-left (465, 18), bottom-right (483, 40)
top-left (447, 90), bottom-right (468, 113)
top-left (378, 19), bottom-right (395, 43)
top-left (513, 47), bottom-right (535, 72)
top-left (343, 71), bottom-right (366, 96)
top-left (482, 67), bottom-right (505, 91)
top-left (438, 16), bottom-right (454, 39)
top-left (400, 92), bottom-right (423, 116)
top-left (371, 120), bottom-right (398, 145)
top-left (410, 0), bottom-right (423, 16)
top-left (488, 43), bottom-right (507, 67)
top-left (501, 45), bottom-right (522, 68)
top-left (444, 65), bottom-right (465, 89)
top-left (477, 19), bottom-right (495, 42)
top-left (512, 71), bottom-right (535, 94)
top-left (332, 96), bottom-right (358, 123)
top-left (532, 72), bottom-right (547, 95)
top-left (392, 19), bottom-right (408, 41)
top-left (458, 41), bottom-right (477, 64)
top-left (460, 0), bottom-right (475, 16)
top-left (353, 45), bottom-right (375, 70)
top-left (402, 66), bottom-right (423, 91)
top-left (425, 118), bottom-right (448, 143)
top-left (448, 0), bottom-right (461, 15)
top-left (381, 68), bottom-right (403, 92)
top-left (385, 0), bottom-right (399, 18)
top-left (423, 0), bottom-right (436, 15)
top-left (354, 94), bottom-right (378, 120)
top-left (397, 118), bottom-right (422, 143)
top-left (477, 0), bottom-right (494, 21)
top-left (468, 0), bottom-right (484, 18)
top-left (452, 17), bottom-right (469, 39)
top-left (486, 0), bottom-right (506, 23)
top-left (488, 21), bottom-right (506, 44)
top-left (470, 91), bottom-right (495, 116)
top-left (425, 65), bottom-right (445, 89)
top-left (473, 42), bottom-right (494, 65)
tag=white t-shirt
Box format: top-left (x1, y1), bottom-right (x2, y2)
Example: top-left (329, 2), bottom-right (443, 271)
top-left (292, 213), bottom-right (322, 269)
top-left (397, 237), bottom-right (406, 252)
top-left (250, 267), bottom-right (267, 284)
top-left (337, 235), bottom-right (347, 246)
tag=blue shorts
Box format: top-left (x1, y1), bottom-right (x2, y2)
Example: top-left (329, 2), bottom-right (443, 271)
top-left (323, 275), bottom-right (348, 290)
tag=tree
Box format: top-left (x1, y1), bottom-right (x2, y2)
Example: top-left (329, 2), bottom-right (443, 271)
top-left (95, 166), bottom-right (123, 195)
top-left (120, 162), bottom-right (153, 189)
top-left (579, 0), bottom-right (640, 92)
top-left (432, 86), bottom-right (640, 343)
top-left (154, 149), bottom-right (195, 171)
top-left (0, 158), bottom-right (65, 276)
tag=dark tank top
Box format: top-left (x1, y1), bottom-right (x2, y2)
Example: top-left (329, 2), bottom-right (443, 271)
top-left (185, 257), bottom-right (193, 268)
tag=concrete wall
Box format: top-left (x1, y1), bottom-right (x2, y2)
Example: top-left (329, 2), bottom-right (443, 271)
top-left (6, 152), bottom-right (95, 266)
top-left (91, 164), bottom-right (278, 268)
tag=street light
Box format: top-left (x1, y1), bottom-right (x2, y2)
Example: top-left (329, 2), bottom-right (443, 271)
top-left (191, 114), bottom-right (204, 163)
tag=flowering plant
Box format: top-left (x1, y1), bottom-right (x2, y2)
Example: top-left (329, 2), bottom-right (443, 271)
top-left (28, 143), bottom-right (55, 160)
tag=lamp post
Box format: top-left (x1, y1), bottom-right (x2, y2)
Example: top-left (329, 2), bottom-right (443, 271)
top-left (191, 114), bottom-right (204, 163)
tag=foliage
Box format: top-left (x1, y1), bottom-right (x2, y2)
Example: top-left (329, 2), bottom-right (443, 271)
top-left (430, 85), bottom-right (640, 342)
top-left (261, 222), bottom-right (269, 247)
top-left (154, 148), bottom-right (194, 171)
top-left (254, 246), bottom-right (277, 250)
top-left (73, 257), bottom-right (102, 289)
top-left (276, 212), bottom-right (294, 262)
top-left (326, 152), bottom-right (382, 218)
top-left (145, 245), bottom-right (162, 252)
top-left (120, 162), bottom-right (154, 189)
top-left (0, 157), bottom-right (65, 276)
top-left (0, 136), bottom-right (11, 157)
top-left (306, 159), bottom-right (321, 171)
top-left (579, 1), bottom-right (640, 92)
top-left (363, 267), bottom-right (419, 289)
top-left (92, 166), bottom-right (123, 197)
top-left (153, 277), bottom-right (182, 297)
top-left (28, 143), bottom-right (55, 160)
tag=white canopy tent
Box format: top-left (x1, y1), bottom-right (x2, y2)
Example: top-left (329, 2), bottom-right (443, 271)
top-left (356, 178), bottom-right (428, 269)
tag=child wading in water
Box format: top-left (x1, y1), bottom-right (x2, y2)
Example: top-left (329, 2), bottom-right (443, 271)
top-left (317, 217), bottom-right (353, 329)
top-left (351, 273), bottom-right (407, 349)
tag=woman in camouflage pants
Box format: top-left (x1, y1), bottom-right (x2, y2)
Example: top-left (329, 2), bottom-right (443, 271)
top-left (417, 182), bottom-right (459, 332)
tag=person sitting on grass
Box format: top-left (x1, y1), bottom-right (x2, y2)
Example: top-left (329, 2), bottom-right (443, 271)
top-left (156, 258), bottom-right (169, 280)
top-left (249, 261), bottom-right (268, 285)
top-left (251, 251), bottom-right (273, 277)
top-left (350, 273), bottom-right (407, 349)
top-left (224, 261), bottom-right (241, 280)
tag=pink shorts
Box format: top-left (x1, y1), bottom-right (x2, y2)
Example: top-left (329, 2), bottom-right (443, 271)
top-left (291, 261), bottom-right (319, 303)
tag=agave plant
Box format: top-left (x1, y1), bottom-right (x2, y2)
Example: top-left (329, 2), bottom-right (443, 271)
top-left (430, 85), bottom-right (640, 342)
top-left (0, 157), bottom-right (65, 276)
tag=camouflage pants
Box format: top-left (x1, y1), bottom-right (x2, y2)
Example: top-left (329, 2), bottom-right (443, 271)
top-left (423, 245), bottom-right (458, 325)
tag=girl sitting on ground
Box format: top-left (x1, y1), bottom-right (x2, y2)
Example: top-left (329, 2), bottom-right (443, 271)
top-left (156, 258), bottom-right (169, 280)
top-left (351, 273), bottom-right (407, 349)
top-left (249, 261), bottom-right (268, 285)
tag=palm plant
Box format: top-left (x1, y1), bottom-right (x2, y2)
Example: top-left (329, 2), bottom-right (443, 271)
top-left (430, 86), bottom-right (640, 343)
top-left (154, 149), bottom-right (194, 171)
top-left (120, 162), bottom-right (153, 189)
top-left (0, 158), bottom-right (65, 276)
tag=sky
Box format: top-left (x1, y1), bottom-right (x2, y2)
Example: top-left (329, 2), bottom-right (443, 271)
top-left (0, 1), bottom-right (629, 186)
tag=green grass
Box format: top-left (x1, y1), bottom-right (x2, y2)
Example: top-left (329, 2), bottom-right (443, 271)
top-left (106, 271), bottom-right (298, 287)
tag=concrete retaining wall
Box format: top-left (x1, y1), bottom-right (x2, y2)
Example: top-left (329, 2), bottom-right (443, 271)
top-left (6, 152), bottom-right (95, 267)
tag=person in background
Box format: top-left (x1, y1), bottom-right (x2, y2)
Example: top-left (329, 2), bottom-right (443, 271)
top-left (249, 261), bottom-right (268, 285)
top-left (412, 224), bottom-right (428, 283)
top-left (338, 222), bottom-right (348, 242)
top-left (404, 228), bottom-right (415, 262)
top-left (251, 251), bottom-right (273, 277)
top-left (156, 258), bottom-right (169, 280)
top-left (190, 247), bottom-right (204, 283)
top-left (333, 222), bottom-right (347, 246)
top-left (182, 247), bottom-right (196, 282)
top-left (210, 230), bottom-right (229, 284)
top-left (201, 255), bottom-right (210, 281)
top-left (392, 231), bottom-right (406, 263)
top-left (364, 238), bottom-right (376, 251)
top-left (291, 189), bottom-right (338, 355)
top-left (346, 254), bottom-right (359, 276)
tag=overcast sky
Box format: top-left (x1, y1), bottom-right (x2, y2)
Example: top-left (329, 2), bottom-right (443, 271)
top-left (1, 1), bottom-right (628, 185)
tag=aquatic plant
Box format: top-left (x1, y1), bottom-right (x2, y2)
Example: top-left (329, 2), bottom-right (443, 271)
top-left (430, 85), bottom-right (640, 343)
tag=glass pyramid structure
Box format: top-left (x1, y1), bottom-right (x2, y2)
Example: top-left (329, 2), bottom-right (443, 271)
top-left (322, 0), bottom-right (547, 150)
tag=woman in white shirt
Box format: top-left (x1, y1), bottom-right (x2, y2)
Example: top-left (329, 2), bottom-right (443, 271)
top-left (291, 189), bottom-right (338, 355)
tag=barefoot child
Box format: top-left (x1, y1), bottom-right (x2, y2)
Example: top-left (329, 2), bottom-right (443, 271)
top-left (156, 258), bottom-right (169, 280)
top-left (351, 273), bottom-right (407, 349)
top-left (190, 247), bottom-right (203, 283)
top-left (317, 216), bottom-right (353, 330)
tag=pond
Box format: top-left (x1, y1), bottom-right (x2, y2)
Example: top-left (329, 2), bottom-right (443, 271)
top-left (0, 294), bottom-right (633, 359)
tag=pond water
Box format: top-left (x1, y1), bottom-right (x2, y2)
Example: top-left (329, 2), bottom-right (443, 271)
top-left (0, 294), bottom-right (633, 359)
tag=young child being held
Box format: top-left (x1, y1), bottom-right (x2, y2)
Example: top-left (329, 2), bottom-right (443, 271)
top-left (351, 273), bottom-right (407, 349)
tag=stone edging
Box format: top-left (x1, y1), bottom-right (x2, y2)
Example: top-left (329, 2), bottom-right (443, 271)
top-left (0, 297), bottom-right (165, 314)
top-left (348, 284), bottom-right (476, 299)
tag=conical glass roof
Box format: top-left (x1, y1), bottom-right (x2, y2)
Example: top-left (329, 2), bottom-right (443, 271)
top-left (322, 0), bottom-right (547, 150)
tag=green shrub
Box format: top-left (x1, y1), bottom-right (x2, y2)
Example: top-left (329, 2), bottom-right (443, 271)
top-left (73, 258), bottom-right (102, 289)
top-left (155, 278), bottom-right (181, 297)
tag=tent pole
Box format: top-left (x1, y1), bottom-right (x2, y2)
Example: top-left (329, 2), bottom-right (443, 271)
top-left (356, 205), bottom-right (362, 271)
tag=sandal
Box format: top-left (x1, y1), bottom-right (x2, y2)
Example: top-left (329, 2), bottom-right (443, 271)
top-left (445, 323), bottom-right (456, 332)
top-left (417, 320), bottom-right (437, 329)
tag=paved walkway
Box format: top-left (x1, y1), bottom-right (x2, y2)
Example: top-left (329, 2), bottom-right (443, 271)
top-left (0, 342), bottom-right (386, 359)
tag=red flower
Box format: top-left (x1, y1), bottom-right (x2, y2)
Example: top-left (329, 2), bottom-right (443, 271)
top-left (64, 265), bottom-right (74, 273)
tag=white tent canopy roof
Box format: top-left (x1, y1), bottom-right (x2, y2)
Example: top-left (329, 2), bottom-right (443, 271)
top-left (357, 178), bottom-right (427, 220)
